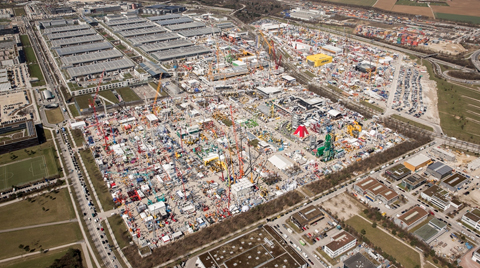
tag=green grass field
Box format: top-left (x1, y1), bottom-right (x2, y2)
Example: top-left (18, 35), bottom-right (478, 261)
top-left (435, 13), bottom-right (480, 24)
top-left (68, 104), bottom-right (80, 118)
top-left (45, 108), bottom-right (64, 125)
top-left (429, 2), bottom-right (448, 6)
top-left (0, 188), bottom-right (75, 230)
top-left (23, 47), bottom-right (36, 64)
top-left (423, 60), bottom-right (480, 143)
top-left (20, 35), bottom-right (30, 47)
top-left (75, 95), bottom-right (93, 110)
top-left (391, 114), bottom-right (434, 132)
top-left (117, 87), bottom-right (141, 102)
top-left (28, 64), bottom-right (45, 87)
top-left (346, 216), bottom-right (421, 268)
top-left (79, 150), bottom-right (114, 210)
top-left (13, 8), bottom-right (25, 16)
top-left (0, 223), bottom-right (82, 260)
top-left (99, 90), bottom-right (119, 104)
top-left (0, 154), bottom-right (55, 190)
top-left (395, 0), bottom-right (428, 6)
top-left (107, 215), bottom-right (131, 249)
top-left (71, 129), bottom-right (85, 148)
top-left (0, 245), bottom-right (85, 268)
top-left (324, 0), bottom-right (376, 6)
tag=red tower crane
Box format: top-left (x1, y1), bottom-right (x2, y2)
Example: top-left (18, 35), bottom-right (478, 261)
top-left (88, 70), bottom-right (107, 150)
top-left (229, 105), bottom-right (244, 179)
top-left (271, 41), bottom-right (282, 70)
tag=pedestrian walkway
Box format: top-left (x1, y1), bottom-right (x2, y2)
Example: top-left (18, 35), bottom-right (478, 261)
top-left (0, 219), bottom-right (78, 233)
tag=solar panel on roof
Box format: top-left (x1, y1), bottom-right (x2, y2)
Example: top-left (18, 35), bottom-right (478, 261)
top-left (44, 24), bottom-right (90, 34)
top-left (47, 28), bottom-right (97, 40)
top-left (62, 50), bottom-right (123, 67)
top-left (67, 58), bottom-right (135, 78)
top-left (153, 17), bottom-right (193, 26)
top-left (178, 27), bottom-right (221, 37)
top-left (152, 45), bottom-right (211, 61)
top-left (55, 42), bottom-right (113, 57)
top-left (51, 35), bottom-right (104, 48)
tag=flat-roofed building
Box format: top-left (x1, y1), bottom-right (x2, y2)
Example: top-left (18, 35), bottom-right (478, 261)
top-left (67, 58), bottom-right (135, 80)
top-left (461, 209), bottom-right (480, 232)
top-left (178, 27), bottom-right (221, 38)
top-left (432, 147), bottom-right (456, 162)
top-left (51, 35), bottom-right (104, 49)
top-left (151, 45), bottom-right (211, 62)
top-left (61, 50), bottom-right (123, 68)
top-left (353, 177), bottom-right (398, 204)
top-left (111, 22), bottom-right (156, 33)
top-left (43, 24), bottom-right (90, 34)
top-left (403, 154), bottom-right (432, 171)
top-left (323, 231), bottom-right (356, 258)
top-left (140, 39), bottom-right (193, 54)
top-left (384, 164), bottom-right (411, 181)
top-left (55, 42), bottom-right (113, 57)
top-left (343, 252), bottom-right (380, 268)
top-left (118, 27), bottom-right (166, 38)
top-left (402, 174), bottom-right (426, 191)
top-left (47, 28), bottom-right (96, 40)
top-left (152, 17), bottom-right (193, 26)
top-left (130, 32), bottom-right (181, 47)
top-left (420, 185), bottom-right (451, 211)
top-left (147, 14), bottom-right (181, 21)
top-left (166, 21), bottom-right (206, 31)
top-left (105, 17), bottom-right (146, 27)
top-left (394, 206), bottom-right (428, 230)
top-left (472, 248), bottom-right (480, 263)
top-left (441, 173), bottom-right (468, 192)
top-left (290, 205), bottom-right (324, 229)
top-left (413, 218), bottom-right (447, 244)
top-left (426, 162), bottom-right (453, 180)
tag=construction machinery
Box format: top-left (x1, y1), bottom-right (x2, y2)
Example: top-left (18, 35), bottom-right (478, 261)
top-left (347, 121), bottom-right (362, 138)
top-left (153, 76), bottom-right (162, 115)
top-left (315, 132), bottom-right (335, 162)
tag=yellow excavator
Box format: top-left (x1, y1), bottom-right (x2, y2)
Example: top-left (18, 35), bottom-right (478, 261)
top-left (347, 121), bottom-right (362, 138)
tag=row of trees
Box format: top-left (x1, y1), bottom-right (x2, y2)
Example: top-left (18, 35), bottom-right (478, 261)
top-left (123, 190), bottom-right (304, 268)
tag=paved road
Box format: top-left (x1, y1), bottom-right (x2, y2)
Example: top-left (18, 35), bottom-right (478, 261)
top-left (471, 49), bottom-right (480, 72)
top-left (0, 219), bottom-right (78, 233)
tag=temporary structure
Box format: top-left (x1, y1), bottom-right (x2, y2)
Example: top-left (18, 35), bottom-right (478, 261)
top-left (293, 125), bottom-right (309, 138)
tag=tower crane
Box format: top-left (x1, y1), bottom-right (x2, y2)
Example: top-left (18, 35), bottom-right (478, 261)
top-left (153, 76), bottom-right (162, 115)
top-left (229, 105), bottom-right (244, 179)
top-left (88, 70), bottom-right (107, 150)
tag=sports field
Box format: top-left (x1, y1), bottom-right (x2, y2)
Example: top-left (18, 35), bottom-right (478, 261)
top-left (0, 156), bottom-right (50, 190)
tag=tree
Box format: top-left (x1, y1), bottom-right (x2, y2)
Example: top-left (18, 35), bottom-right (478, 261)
top-left (361, 229), bottom-right (366, 235)
top-left (372, 222), bottom-right (377, 228)
top-left (392, 230), bottom-right (397, 236)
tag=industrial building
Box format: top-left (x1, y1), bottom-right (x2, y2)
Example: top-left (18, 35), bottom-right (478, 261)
top-left (43, 24), bottom-right (90, 34)
top-left (402, 174), bottom-right (426, 191)
top-left (440, 173), bottom-right (468, 192)
top-left (425, 162), bottom-right (453, 180)
top-left (323, 231), bottom-right (356, 258)
top-left (151, 45), bottom-right (211, 62)
top-left (48, 7), bottom-right (74, 14)
top-left (55, 42), bottom-right (113, 57)
top-left (394, 206), bottom-right (428, 230)
top-left (61, 50), bottom-right (123, 69)
top-left (178, 27), bottom-right (221, 38)
top-left (384, 164), bottom-right (411, 181)
top-left (306, 53), bottom-right (332, 67)
top-left (290, 205), bottom-right (324, 229)
top-left (143, 5), bottom-right (186, 15)
top-left (256, 86), bottom-right (282, 98)
top-left (111, 22), bottom-right (156, 33)
top-left (150, 17), bottom-right (193, 27)
top-left (129, 32), bottom-right (181, 47)
top-left (51, 35), bottom-right (104, 49)
top-left (147, 14), bottom-right (182, 21)
top-left (67, 58), bottom-right (135, 80)
top-left (46, 28), bottom-right (97, 41)
top-left (140, 39), bottom-right (193, 54)
top-left (321, 45), bottom-right (343, 55)
top-left (461, 209), bottom-right (480, 232)
top-left (413, 218), bottom-right (447, 244)
top-left (353, 177), bottom-right (399, 204)
top-left (431, 147), bottom-right (456, 162)
top-left (420, 185), bottom-right (451, 211)
top-left (166, 22), bottom-right (206, 32)
top-left (403, 154), bottom-right (432, 171)
top-left (343, 253), bottom-right (378, 268)
top-left (105, 17), bottom-right (147, 27)
top-left (231, 178), bottom-right (253, 199)
top-left (118, 27), bottom-right (166, 38)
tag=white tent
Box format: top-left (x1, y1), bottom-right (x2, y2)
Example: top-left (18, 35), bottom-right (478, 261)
top-left (268, 155), bottom-right (293, 170)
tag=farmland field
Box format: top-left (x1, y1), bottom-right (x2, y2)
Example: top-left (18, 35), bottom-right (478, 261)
top-left (431, 0), bottom-right (480, 17)
top-left (373, 0), bottom-right (396, 10)
top-left (391, 5), bottom-right (434, 17)
top-left (434, 13), bottom-right (480, 24)
top-left (324, 0), bottom-right (377, 7)
top-left (395, 0), bottom-right (428, 7)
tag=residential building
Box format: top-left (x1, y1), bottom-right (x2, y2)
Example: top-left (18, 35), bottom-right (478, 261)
top-left (402, 174), bottom-right (426, 191)
top-left (394, 206), bottom-right (428, 230)
top-left (290, 205), bottom-right (324, 229)
top-left (461, 209), bottom-right (480, 231)
top-left (421, 185), bottom-right (451, 211)
top-left (441, 173), bottom-right (468, 192)
top-left (426, 162), bottom-right (452, 180)
top-left (323, 231), bottom-right (356, 258)
top-left (403, 154), bottom-right (432, 171)
top-left (384, 164), bottom-right (411, 181)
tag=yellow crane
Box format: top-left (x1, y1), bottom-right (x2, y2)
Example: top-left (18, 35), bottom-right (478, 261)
top-left (259, 31), bottom-right (272, 55)
top-left (153, 76), bottom-right (162, 115)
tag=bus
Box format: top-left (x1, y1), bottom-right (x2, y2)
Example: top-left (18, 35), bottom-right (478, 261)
top-left (299, 239), bottom-right (306, 246)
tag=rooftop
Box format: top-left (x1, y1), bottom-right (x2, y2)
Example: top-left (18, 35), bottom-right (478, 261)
top-left (151, 17), bottom-right (193, 26)
top-left (178, 27), bottom-right (221, 38)
top-left (385, 164), bottom-right (411, 180)
top-left (61, 50), bottom-right (123, 67)
top-left (47, 28), bottom-right (96, 40)
top-left (43, 24), bottom-right (90, 34)
top-left (55, 42), bottom-right (113, 57)
top-left (51, 35), bottom-right (104, 48)
top-left (151, 45), bottom-right (211, 62)
top-left (442, 173), bottom-right (468, 188)
top-left (67, 58), bottom-right (134, 78)
top-left (140, 39), bottom-right (193, 53)
top-left (344, 252), bottom-right (377, 268)
top-left (404, 174), bottom-right (425, 186)
top-left (325, 231), bottom-right (356, 252)
top-left (427, 162), bottom-right (453, 176)
top-left (397, 206), bottom-right (428, 226)
top-left (118, 27), bottom-right (166, 38)
top-left (404, 154), bottom-right (431, 167)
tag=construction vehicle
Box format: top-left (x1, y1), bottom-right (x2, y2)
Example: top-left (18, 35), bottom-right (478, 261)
top-left (347, 121), bottom-right (362, 138)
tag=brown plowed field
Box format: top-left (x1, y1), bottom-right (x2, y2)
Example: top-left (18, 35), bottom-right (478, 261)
top-left (373, 0), bottom-right (396, 10)
top-left (431, 0), bottom-right (480, 17)
top-left (391, 5), bottom-right (434, 17)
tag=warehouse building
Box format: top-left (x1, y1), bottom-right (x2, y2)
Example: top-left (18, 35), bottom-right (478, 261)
top-left (111, 22), bottom-right (156, 33)
top-left (256, 86), bottom-right (282, 98)
top-left (43, 24), bottom-right (89, 34)
top-left (468, 158), bottom-right (480, 171)
top-left (290, 205), bottom-right (324, 229)
top-left (323, 231), bottom-right (356, 258)
top-left (440, 173), bottom-right (468, 192)
top-left (49, 7), bottom-right (74, 14)
top-left (353, 177), bottom-right (398, 205)
top-left (150, 17), bottom-right (193, 27)
top-left (119, 27), bottom-right (166, 38)
top-left (105, 17), bottom-right (146, 27)
top-left (306, 53), bottom-right (332, 67)
top-left (321, 45), bottom-right (343, 55)
top-left (421, 185), bottom-right (451, 211)
top-left (61, 50), bottom-right (123, 69)
top-left (344, 253), bottom-right (378, 268)
top-left (130, 32), bottom-right (181, 47)
top-left (384, 164), bottom-right (411, 181)
top-left (178, 27), bottom-right (221, 38)
top-left (394, 206), bottom-right (428, 230)
top-left (144, 5), bottom-right (186, 14)
top-left (402, 174), bottom-right (426, 191)
top-left (216, 22), bottom-right (235, 30)
top-left (55, 42), bottom-right (113, 57)
top-left (67, 58), bottom-right (135, 80)
top-left (231, 178), bottom-right (253, 199)
top-left (46, 28), bottom-right (96, 41)
top-left (147, 14), bottom-right (182, 21)
top-left (140, 39), bottom-right (193, 54)
top-left (431, 147), bottom-right (456, 162)
top-left (403, 154), bottom-right (432, 171)
top-left (426, 162), bottom-right (453, 180)
top-left (166, 22), bottom-right (206, 32)
top-left (152, 45), bottom-right (211, 62)
top-left (51, 35), bottom-right (104, 49)
top-left (461, 209), bottom-right (480, 232)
